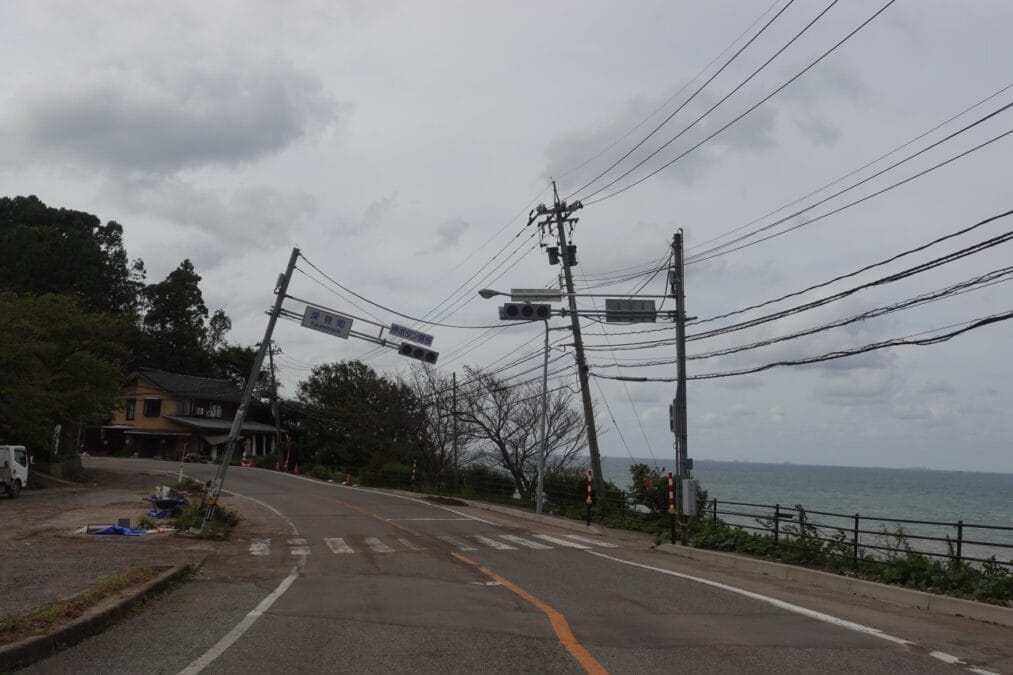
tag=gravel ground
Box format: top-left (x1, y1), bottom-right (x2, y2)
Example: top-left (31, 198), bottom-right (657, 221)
top-left (0, 467), bottom-right (285, 619)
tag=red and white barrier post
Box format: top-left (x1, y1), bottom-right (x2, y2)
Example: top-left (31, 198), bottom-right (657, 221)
top-left (668, 471), bottom-right (677, 544)
top-left (410, 459), bottom-right (417, 492)
top-left (585, 469), bottom-right (593, 526)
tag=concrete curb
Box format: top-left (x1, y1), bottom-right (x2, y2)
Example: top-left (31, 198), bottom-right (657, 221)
top-left (0, 563), bottom-right (194, 671)
top-left (657, 543), bottom-right (1013, 628)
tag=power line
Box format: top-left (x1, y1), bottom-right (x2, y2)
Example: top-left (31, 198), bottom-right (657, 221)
top-left (693, 208), bottom-right (1013, 325)
top-left (566, 0), bottom-right (799, 199)
top-left (582, 0), bottom-right (897, 205)
top-left (589, 310), bottom-right (1013, 382)
top-left (686, 82), bottom-right (1013, 254)
top-left (553, 0), bottom-right (784, 188)
top-left (686, 103), bottom-right (1013, 264)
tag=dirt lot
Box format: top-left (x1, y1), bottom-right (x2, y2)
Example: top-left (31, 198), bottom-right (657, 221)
top-left (0, 467), bottom-right (291, 619)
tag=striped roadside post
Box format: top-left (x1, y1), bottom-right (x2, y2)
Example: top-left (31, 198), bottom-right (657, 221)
top-left (585, 469), bottom-right (593, 526)
top-left (668, 472), bottom-right (677, 544)
top-left (411, 459), bottom-right (417, 492)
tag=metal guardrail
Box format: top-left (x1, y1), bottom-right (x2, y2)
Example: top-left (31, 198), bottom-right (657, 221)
top-left (704, 499), bottom-right (1013, 569)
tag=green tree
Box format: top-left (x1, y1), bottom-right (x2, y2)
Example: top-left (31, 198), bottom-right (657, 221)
top-left (0, 195), bottom-right (145, 315)
top-left (0, 293), bottom-right (129, 456)
top-left (139, 259), bottom-right (230, 374)
top-left (296, 361), bottom-right (422, 469)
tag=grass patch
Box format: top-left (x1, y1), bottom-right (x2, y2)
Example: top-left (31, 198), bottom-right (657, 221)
top-left (0, 566), bottom-right (160, 645)
top-left (173, 502), bottom-right (240, 539)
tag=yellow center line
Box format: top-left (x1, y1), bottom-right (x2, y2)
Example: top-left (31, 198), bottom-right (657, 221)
top-left (451, 551), bottom-right (608, 675)
top-left (323, 493), bottom-right (608, 674)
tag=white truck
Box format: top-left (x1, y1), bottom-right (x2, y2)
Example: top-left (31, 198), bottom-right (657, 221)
top-left (0, 445), bottom-right (29, 498)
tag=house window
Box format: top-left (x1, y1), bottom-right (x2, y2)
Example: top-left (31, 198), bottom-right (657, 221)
top-left (176, 399), bottom-right (191, 416)
top-left (142, 399), bottom-right (162, 417)
top-left (125, 399), bottom-right (136, 421)
top-left (209, 403), bottom-right (223, 419)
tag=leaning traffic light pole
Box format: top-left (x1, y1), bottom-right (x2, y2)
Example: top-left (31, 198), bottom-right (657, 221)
top-left (202, 247), bottom-right (301, 532)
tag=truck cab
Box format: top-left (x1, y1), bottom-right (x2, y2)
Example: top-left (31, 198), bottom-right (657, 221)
top-left (0, 445), bottom-right (29, 497)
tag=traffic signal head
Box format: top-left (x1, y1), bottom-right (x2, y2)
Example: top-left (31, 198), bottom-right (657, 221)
top-left (499, 303), bottom-right (551, 321)
top-left (398, 342), bottom-right (439, 364)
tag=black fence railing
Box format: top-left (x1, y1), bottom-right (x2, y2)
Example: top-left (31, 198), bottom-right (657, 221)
top-left (706, 499), bottom-right (1013, 570)
top-left (297, 464), bottom-right (1012, 570)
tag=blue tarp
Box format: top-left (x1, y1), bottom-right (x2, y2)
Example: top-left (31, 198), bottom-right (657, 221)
top-left (144, 496), bottom-right (187, 518)
top-left (90, 525), bottom-right (146, 536)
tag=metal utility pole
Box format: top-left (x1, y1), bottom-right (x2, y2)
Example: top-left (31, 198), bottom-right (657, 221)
top-left (203, 247), bottom-right (300, 530)
top-left (672, 232), bottom-right (691, 544)
top-left (541, 182), bottom-right (606, 505)
top-left (267, 342), bottom-right (283, 456)
top-left (536, 319), bottom-right (550, 515)
top-left (452, 371), bottom-right (459, 490)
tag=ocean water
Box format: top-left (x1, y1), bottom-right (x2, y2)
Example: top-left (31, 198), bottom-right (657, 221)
top-left (600, 456), bottom-right (1013, 562)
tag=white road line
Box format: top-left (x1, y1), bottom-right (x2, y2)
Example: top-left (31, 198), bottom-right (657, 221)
top-left (389, 517), bottom-right (472, 521)
top-left (324, 538), bottom-right (354, 554)
top-left (587, 552), bottom-right (999, 675)
top-left (533, 534), bottom-right (590, 549)
top-left (587, 551), bottom-right (913, 645)
top-left (289, 546), bottom-right (312, 556)
top-left (397, 537), bottom-right (426, 551)
top-left (248, 539), bottom-right (271, 556)
top-left (500, 534), bottom-right (553, 550)
top-left (178, 566), bottom-right (299, 675)
top-left (439, 535), bottom-right (478, 551)
top-left (565, 534), bottom-right (619, 548)
top-left (287, 538), bottom-right (307, 545)
top-left (364, 537), bottom-right (395, 553)
top-left (473, 535), bottom-right (517, 550)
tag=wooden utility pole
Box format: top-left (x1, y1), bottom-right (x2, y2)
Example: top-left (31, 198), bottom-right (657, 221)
top-left (672, 232), bottom-right (691, 544)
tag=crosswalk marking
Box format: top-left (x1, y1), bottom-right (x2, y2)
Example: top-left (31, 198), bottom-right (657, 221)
top-left (438, 535), bottom-right (478, 551)
top-left (249, 538), bottom-right (271, 556)
top-left (397, 537), bottom-right (426, 551)
top-left (532, 534), bottom-right (589, 549)
top-left (565, 534), bottom-right (618, 548)
top-left (324, 538), bottom-right (354, 554)
top-left (500, 534), bottom-right (552, 550)
top-left (364, 537), bottom-right (395, 553)
top-left (472, 535), bottom-right (516, 550)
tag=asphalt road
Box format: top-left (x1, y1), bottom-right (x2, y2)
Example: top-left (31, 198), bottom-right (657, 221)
top-left (27, 457), bottom-right (1010, 674)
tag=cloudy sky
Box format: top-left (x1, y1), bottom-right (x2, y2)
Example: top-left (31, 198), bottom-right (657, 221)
top-left (2, 1), bottom-right (1011, 472)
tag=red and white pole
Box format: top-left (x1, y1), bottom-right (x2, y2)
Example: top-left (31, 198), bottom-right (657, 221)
top-left (411, 459), bottom-right (417, 491)
top-left (585, 469), bottom-right (593, 526)
top-left (668, 471), bottom-right (677, 544)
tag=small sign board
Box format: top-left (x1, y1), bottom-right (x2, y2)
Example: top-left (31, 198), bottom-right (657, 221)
top-left (301, 305), bottom-right (352, 339)
top-left (389, 323), bottom-right (434, 347)
top-left (511, 288), bottom-right (562, 303)
top-left (605, 298), bottom-right (657, 323)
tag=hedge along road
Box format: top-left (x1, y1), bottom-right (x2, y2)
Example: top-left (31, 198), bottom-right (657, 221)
top-left (31, 456), bottom-right (1009, 675)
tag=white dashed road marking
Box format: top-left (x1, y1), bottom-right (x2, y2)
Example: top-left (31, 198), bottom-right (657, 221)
top-left (248, 538), bottom-right (271, 556)
top-left (325, 537), bottom-right (354, 554)
top-left (364, 537), bottom-right (395, 553)
top-left (532, 534), bottom-right (590, 549)
top-left (472, 535), bottom-right (516, 550)
top-left (500, 534), bottom-right (553, 549)
top-left (439, 535), bottom-right (478, 551)
top-left (397, 537), bottom-right (426, 551)
top-left (565, 534), bottom-right (618, 548)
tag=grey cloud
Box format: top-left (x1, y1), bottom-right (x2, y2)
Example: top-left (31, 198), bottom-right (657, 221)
top-left (436, 217), bottom-right (470, 248)
top-left (340, 193), bottom-right (398, 235)
top-left (6, 60), bottom-right (343, 174)
top-left (108, 176), bottom-right (317, 269)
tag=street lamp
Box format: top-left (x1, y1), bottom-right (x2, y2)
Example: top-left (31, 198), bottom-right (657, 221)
top-left (479, 288), bottom-right (551, 515)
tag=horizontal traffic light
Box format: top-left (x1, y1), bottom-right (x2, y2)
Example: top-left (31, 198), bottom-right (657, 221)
top-left (398, 342), bottom-right (439, 364)
top-left (498, 303), bottom-right (551, 320)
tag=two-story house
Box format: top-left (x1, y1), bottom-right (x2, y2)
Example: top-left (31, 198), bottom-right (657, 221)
top-left (97, 368), bottom-right (279, 461)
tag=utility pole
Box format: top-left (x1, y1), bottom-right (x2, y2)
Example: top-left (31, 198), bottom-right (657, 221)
top-left (203, 247), bottom-right (300, 531)
top-left (536, 319), bottom-right (549, 515)
top-left (452, 371), bottom-right (458, 491)
top-left (672, 232), bottom-right (691, 544)
top-left (539, 182), bottom-right (606, 505)
top-left (267, 342), bottom-right (283, 457)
